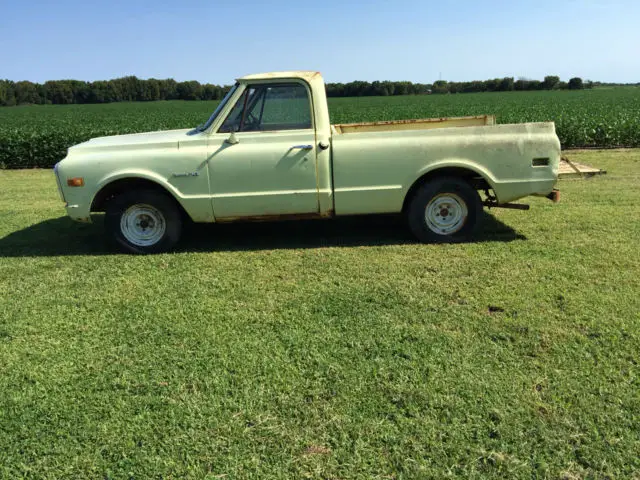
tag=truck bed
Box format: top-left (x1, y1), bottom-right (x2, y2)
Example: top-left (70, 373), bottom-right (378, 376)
top-left (332, 115), bottom-right (495, 134)
top-left (330, 120), bottom-right (561, 215)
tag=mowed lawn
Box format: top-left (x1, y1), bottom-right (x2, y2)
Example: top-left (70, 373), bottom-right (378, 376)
top-left (0, 150), bottom-right (639, 479)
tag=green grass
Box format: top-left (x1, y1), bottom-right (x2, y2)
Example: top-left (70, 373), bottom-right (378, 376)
top-left (1, 150), bottom-right (639, 478)
top-left (1, 87), bottom-right (640, 168)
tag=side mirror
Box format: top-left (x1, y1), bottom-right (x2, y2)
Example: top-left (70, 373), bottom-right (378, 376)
top-left (225, 130), bottom-right (239, 145)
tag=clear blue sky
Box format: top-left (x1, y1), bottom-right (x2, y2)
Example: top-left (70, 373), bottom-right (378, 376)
top-left (1, 0), bottom-right (638, 84)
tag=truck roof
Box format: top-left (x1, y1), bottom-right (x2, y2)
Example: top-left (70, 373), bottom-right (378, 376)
top-left (236, 71), bottom-right (322, 82)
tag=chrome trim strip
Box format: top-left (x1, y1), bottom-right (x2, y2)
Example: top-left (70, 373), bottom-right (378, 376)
top-left (334, 185), bottom-right (402, 193)
top-left (212, 189), bottom-right (318, 199)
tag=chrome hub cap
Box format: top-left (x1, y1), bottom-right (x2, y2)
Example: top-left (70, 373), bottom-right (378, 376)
top-left (425, 193), bottom-right (468, 235)
top-left (120, 204), bottom-right (166, 247)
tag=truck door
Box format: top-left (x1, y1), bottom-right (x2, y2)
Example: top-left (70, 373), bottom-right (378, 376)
top-left (207, 82), bottom-right (319, 219)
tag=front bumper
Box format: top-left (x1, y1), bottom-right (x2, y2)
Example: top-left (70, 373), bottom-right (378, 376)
top-left (65, 203), bottom-right (92, 223)
top-left (55, 161), bottom-right (93, 222)
top-left (53, 163), bottom-right (65, 202)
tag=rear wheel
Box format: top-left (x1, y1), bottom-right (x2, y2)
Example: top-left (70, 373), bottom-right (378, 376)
top-left (407, 176), bottom-right (483, 243)
top-left (105, 190), bottom-right (182, 254)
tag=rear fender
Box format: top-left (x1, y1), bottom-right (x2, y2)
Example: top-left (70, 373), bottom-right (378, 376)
top-left (407, 159), bottom-right (498, 194)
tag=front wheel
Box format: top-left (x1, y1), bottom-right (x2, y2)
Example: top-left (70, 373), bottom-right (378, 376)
top-left (407, 176), bottom-right (483, 243)
top-left (105, 190), bottom-right (183, 254)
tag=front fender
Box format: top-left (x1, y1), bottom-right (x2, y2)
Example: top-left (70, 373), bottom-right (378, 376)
top-left (95, 170), bottom-right (184, 200)
top-left (92, 170), bottom-right (215, 222)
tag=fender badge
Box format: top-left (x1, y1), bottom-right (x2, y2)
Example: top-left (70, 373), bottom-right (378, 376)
top-left (172, 172), bottom-right (199, 177)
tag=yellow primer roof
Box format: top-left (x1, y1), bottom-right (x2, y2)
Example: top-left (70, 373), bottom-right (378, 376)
top-left (237, 71), bottom-right (322, 82)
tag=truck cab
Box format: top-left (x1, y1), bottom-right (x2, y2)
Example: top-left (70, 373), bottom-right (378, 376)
top-left (202, 71), bottom-right (334, 220)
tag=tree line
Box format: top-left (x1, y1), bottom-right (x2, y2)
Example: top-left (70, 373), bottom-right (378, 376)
top-left (0, 75), bottom-right (593, 106)
top-left (0, 77), bottom-right (232, 106)
top-left (327, 76), bottom-right (591, 96)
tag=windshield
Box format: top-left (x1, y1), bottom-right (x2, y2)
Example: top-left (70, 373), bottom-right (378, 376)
top-left (193, 83), bottom-right (239, 132)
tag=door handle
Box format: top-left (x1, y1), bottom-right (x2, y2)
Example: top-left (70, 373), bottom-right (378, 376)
top-left (290, 144), bottom-right (313, 150)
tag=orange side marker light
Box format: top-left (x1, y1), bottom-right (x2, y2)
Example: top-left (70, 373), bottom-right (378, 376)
top-left (67, 177), bottom-right (84, 187)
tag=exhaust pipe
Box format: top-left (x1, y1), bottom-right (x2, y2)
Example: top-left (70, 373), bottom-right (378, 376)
top-left (546, 189), bottom-right (560, 203)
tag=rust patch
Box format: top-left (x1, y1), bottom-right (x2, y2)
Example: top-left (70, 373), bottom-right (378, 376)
top-left (215, 211), bottom-right (333, 224)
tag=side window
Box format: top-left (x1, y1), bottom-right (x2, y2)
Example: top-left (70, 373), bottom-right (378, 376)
top-left (218, 83), bottom-right (312, 133)
top-left (258, 84), bottom-right (311, 131)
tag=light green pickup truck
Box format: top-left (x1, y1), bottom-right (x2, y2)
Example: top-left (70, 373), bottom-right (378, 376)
top-left (55, 71), bottom-right (561, 253)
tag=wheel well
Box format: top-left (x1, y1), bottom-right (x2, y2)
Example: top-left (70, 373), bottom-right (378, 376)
top-left (91, 178), bottom-right (188, 217)
top-left (402, 167), bottom-right (491, 212)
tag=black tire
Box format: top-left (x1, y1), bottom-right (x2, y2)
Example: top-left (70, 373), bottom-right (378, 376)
top-left (407, 176), bottom-right (483, 243)
top-left (105, 190), bottom-right (183, 254)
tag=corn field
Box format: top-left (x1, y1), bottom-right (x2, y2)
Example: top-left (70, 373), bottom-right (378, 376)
top-left (1, 87), bottom-right (638, 168)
